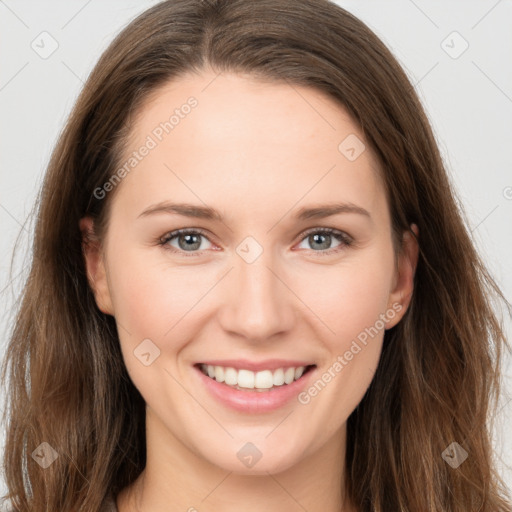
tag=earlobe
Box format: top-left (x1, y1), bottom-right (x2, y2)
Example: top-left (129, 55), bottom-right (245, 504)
top-left (79, 217), bottom-right (114, 315)
top-left (385, 223), bottom-right (419, 329)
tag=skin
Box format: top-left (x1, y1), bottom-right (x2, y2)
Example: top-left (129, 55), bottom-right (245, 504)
top-left (80, 69), bottom-right (419, 512)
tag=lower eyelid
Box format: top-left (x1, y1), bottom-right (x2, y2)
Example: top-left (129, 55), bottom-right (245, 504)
top-left (161, 231), bottom-right (213, 253)
top-left (160, 229), bottom-right (352, 254)
top-left (295, 231), bottom-right (351, 253)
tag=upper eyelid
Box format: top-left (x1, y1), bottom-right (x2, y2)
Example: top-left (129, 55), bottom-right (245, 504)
top-left (160, 226), bottom-right (350, 249)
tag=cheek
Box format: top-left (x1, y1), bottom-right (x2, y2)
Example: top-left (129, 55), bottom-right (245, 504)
top-left (299, 250), bottom-right (394, 344)
top-left (292, 250), bottom-right (394, 419)
top-left (316, 270), bottom-right (388, 375)
top-left (106, 251), bottom-right (209, 399)
top-left (108, 239), bottom-right (395, 345)
top-left (332, 266), bottom-right (390, 338)
top-left (106, 246), bottom-right (221, 350)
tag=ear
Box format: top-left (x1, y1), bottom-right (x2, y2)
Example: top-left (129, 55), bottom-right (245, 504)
top-left (385, 223), bottom-right (419, 329)
top-left (79, 216), bottom-right (114, 315)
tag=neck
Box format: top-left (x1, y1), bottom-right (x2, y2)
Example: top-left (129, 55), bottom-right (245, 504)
top-left (117, 407), bottom-right (355, 512)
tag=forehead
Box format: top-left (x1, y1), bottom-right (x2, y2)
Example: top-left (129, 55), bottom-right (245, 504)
top-left (112, 71), bottom-right (387, 226)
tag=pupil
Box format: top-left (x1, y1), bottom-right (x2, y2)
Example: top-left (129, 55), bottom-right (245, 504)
top-left (179, 234), bottom-right (201, 251)
top-left (176, 233), bottom-right (332, 252)
top-left (311, 233), bottom-right (330, 250)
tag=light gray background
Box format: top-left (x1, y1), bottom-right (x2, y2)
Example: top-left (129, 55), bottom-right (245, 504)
top-left (1, 0), bottom-right (511, 499)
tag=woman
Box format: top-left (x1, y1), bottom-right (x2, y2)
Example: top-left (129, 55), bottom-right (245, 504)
top-left (1, 0), bottom-right (510, 510)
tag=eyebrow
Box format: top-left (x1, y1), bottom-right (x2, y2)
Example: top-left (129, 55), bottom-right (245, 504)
top-left (137, 201), bottom-right (371, 221)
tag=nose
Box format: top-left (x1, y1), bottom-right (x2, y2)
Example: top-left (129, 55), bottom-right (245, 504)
top-left (217, 248), bottom-right (296, 342)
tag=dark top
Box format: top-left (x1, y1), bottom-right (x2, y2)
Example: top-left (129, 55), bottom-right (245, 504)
top-left (4, 494), bottom-right (118, 512)
top-left (100, 493), bottom-right (118, 512)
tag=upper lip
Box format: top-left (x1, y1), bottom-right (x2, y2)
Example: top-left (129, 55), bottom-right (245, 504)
top-left (196, 359), bottom-right (316, 372)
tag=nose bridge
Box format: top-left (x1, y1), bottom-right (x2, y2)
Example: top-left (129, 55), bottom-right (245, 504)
top-left (218, 243), bottom-right (295, 340)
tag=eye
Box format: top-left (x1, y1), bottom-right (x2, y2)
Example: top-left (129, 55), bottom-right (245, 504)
top-left (159, 228), bottom-right (214, 256)
top-left (158, 227), bottom-right (353, 257)
top-left (295, 227), bottom-right (353, 255)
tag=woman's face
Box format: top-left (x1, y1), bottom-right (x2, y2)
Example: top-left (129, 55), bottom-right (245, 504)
top-left (82, 70), bottom-right (417, 475)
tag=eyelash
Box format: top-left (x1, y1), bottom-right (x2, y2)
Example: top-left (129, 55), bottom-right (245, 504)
top-left (157, 227), bottom-right (353, 257)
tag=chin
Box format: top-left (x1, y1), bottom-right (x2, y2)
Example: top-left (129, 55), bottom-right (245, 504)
top-left (205, 444), bottom-right (304, 476)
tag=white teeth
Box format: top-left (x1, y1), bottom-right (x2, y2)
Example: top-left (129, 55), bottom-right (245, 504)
top-left (214, 366), bottom-right (225, 383)
top-left (237, 369), bottom-right (255, 389)
top-left (224, 367), bottom-right (237, 386)
top-left (284, 367), bottom-right (295, 384)
top-left (294, 367), bottom-right (305, 380)
top-left (254, 370), bottom-right (273, 389)
top-left (200, 364), bottom-right (311, 390)
top-left (273, 368), bottom-right (285, 386)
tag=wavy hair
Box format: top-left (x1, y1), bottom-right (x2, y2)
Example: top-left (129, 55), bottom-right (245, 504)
top-left (1, 0), bottom-right (510, 510)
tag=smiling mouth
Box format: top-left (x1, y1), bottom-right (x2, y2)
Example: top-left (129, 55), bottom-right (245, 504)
top-left (195, 363), bottom-right (316, 392)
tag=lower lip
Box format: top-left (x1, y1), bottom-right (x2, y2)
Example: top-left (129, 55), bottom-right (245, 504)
top-left (194, 365), bottom-right (316, 414)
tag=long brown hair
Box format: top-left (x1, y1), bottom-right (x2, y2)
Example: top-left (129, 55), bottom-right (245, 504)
top-left (1, 0), bottom-right (510, 510)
